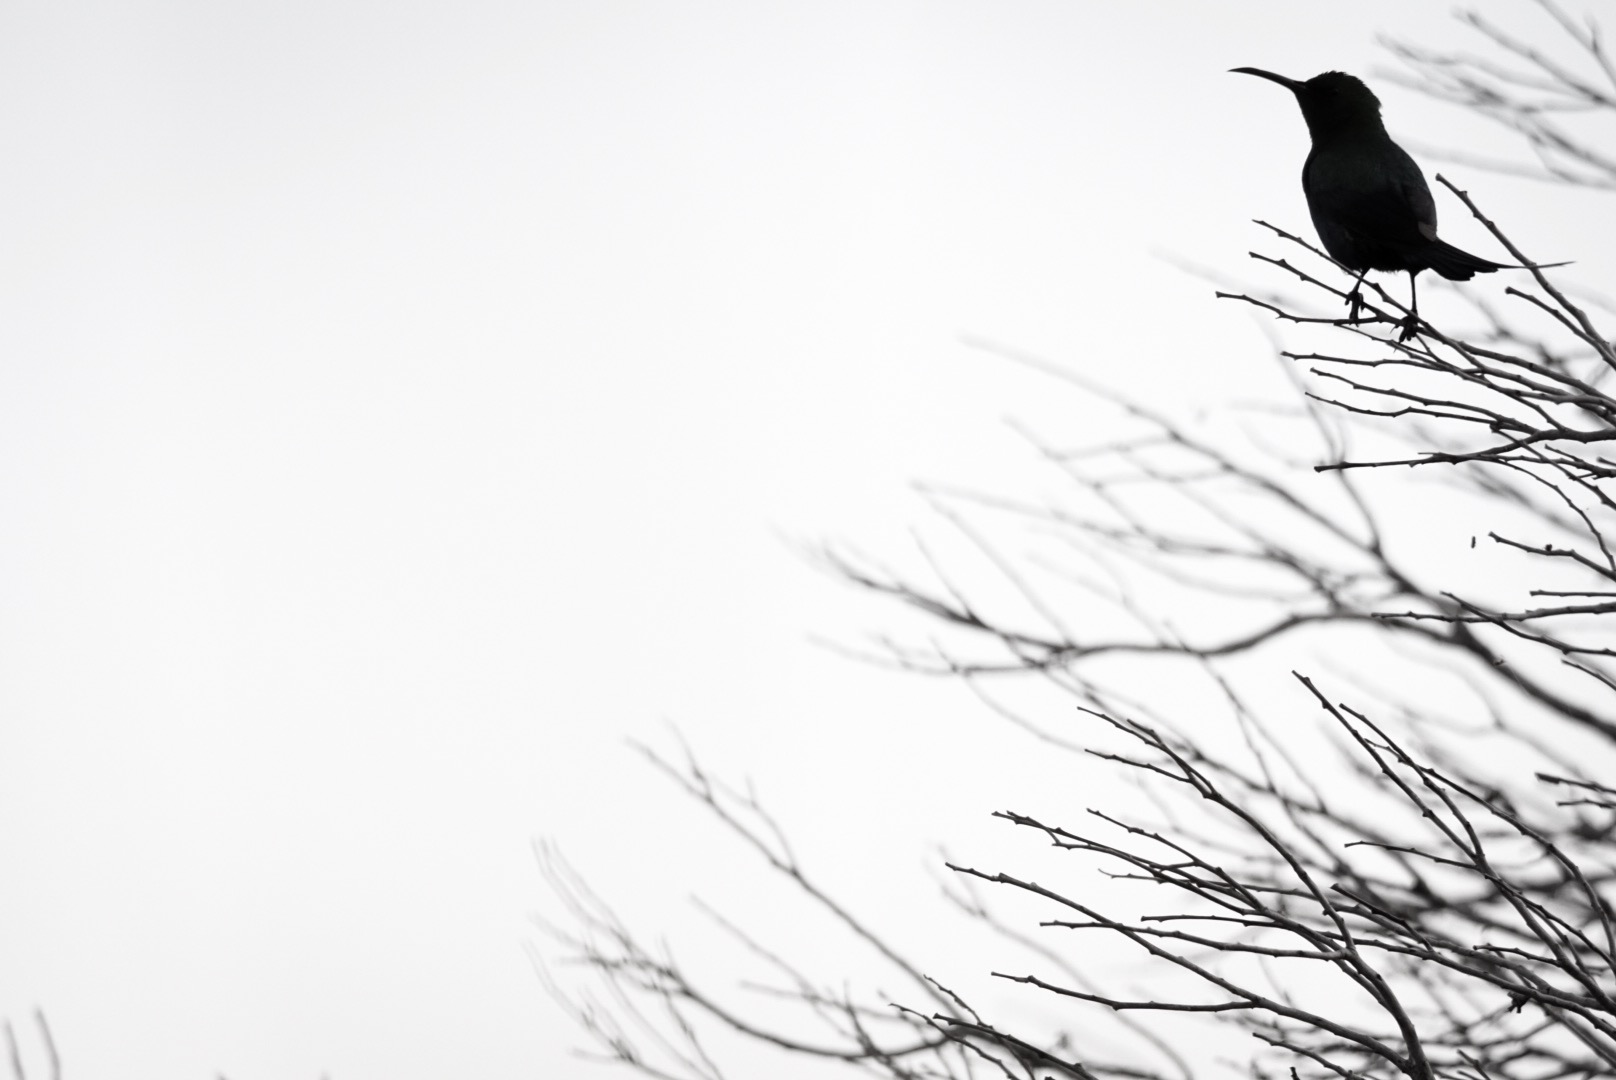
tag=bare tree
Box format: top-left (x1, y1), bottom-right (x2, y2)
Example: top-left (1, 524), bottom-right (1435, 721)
top-left (539, 5), bottom-right (1616, 1079)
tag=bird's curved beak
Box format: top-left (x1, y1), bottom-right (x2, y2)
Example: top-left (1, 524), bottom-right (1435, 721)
top-left (1230, 67), bottom-right (1304, 93)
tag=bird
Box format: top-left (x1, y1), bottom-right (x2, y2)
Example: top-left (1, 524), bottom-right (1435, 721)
top-left (1231, 68), bottom-right (1517, 341)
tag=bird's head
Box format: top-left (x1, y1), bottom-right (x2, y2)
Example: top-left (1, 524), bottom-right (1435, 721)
top-left (1230, 69), bottom-right (1386, 141)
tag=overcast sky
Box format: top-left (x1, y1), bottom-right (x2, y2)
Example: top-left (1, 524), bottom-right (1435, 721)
top-left (0, 2), bottom-right (1601, 1078)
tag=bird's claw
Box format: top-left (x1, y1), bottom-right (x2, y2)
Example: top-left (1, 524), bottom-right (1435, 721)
top-left (1344, 287), bottom-right (1419, 340)
top-left (1344, 287), bottom-right (1365, 324)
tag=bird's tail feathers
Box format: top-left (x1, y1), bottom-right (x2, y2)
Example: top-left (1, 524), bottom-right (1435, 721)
top-left (1426, 239), bottom-right (1506, 281)
top-left (1426, 239), bottom-right (1572, 281)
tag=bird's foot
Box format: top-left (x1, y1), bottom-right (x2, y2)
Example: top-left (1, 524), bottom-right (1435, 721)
top-left (1344, 287), bottom-right (1365, 323)
top-left (1397, 315), bottom-right (1421, 342)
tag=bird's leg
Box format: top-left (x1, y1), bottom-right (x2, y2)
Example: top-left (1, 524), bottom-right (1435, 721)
top-left (1344, 269), bottom-right (1370, 323)
top-left (1398, 270), bottom-right (1420, 341)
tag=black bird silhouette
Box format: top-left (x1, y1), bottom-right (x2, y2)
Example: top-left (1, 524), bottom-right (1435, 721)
top-left (1232, 68), bottom-right (1517, 341)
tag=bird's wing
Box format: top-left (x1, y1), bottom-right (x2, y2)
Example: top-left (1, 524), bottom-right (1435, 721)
top-left (1303, 170), bottom-right (1428, 244)
top-left (1392, 142), bottom-right (1439, 241)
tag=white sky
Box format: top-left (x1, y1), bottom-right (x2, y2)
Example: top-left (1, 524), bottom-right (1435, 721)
top-left (0, 2), bottom-right (1602, 1078)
